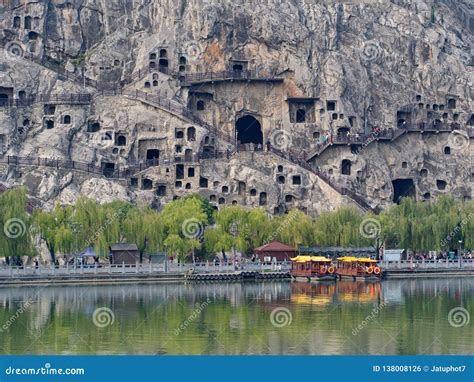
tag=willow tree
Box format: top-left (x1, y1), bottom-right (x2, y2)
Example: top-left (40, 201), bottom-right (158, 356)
top-left (64, 198), bottom-right (125, 257)
top-left (160, 196), bottom-right (209, 262)
top-left (163, 234), bottom-right (200, 263)
top-left (0, 187), bottom-right (35, 265)
top-left (460, 203), bottom-right (474, 250)
top-left (377, 196), bottom-right (474, 253)
top-left (204, 206), bottom-right (250, 257)
top-left (32, 202), bottom-right (74, 262)
top-left (245, 208), bottom-right (273, 249)
top-left (123, 207), bottom-right (165, 262)
top-left (203, 228), bottom-right (234, 256)
top-left (271, 210), bottom-right (313, 249)
top-left (312, 207), bottom-right (371, 248)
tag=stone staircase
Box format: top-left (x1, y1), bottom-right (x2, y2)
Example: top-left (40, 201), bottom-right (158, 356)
top-left (1, 44), bottom-right (377, 212)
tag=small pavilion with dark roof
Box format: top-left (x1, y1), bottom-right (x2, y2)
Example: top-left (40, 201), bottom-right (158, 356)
top-left (109, 243), bottom-right (139, 264)
top-left (254, 241), bottom-right (297, 262)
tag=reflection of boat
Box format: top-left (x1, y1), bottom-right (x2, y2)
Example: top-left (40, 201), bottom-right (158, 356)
top-left (290, 256), bottom-right (337, 282)
top-left (335, 257), bottom-right (382, 281)
top-left (336, 281), bottom-right (381, 303)
top-left (290, 282), bottom-right (336, 306)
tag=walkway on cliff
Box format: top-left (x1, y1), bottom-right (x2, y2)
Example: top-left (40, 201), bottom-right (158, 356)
top-left (306, 123), bottom-right (469, 160)
top-left (0, 45), bottom-right (395, 212)
top-left (178, 69), bottom-right (284, 86)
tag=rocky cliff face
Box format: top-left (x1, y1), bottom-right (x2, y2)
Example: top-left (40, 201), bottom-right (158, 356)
top-left (0, 0), bottom-right (472, 214)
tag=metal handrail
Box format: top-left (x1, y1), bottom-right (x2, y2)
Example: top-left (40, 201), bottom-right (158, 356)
top-left (0, 93), bottom-right (92, 108)
top-left (0, 152), bottom-right (233, 179)
top-left (179, 69), bottom-right (283, 85)
top-left (307, 123), bottom-right (468, 159)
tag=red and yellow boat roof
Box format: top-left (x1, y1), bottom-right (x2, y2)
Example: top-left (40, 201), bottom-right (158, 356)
top-left (291, 255), bottom-right (332, 263)
top-left (337, 256), bottom-right (378, 263)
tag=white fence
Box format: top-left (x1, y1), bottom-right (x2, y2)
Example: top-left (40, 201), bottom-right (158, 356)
top-left (3, 259), bottom-right (471, 278)
top-left (0, 261), bottom-right (291, 278)
top-left (379, 259), bottom-right (474, 270)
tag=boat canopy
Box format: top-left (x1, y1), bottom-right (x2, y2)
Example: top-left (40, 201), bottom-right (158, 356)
top-left (357, 257), bottom-right (378, 263)
top-left (337, 256), bottom-right (378, 263)
top-left (337, 256), bottom-right (359, 262)
top-left (291, 255), bottom-right (331, 263)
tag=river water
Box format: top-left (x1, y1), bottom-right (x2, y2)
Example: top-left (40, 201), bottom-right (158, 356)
top-left (0, 278), bottom-right (472, 355)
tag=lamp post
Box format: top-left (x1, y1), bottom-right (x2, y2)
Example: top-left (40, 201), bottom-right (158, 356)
top-left (374, 231), bottom-right (382, 261)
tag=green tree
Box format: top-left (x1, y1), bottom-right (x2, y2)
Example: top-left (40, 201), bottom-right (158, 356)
top-left (0, 187), bottom-right (35, 264)
top-left (32, 203), bottom-right (75, 262)
top-left (123, 207), bottom-right (165, 262)
top-left (160, 195), bottom-right (208, 262)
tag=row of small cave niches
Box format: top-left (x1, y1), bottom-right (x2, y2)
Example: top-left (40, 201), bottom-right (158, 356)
top-left (148, 48), bottom-right (188, 74)
top-left (128, 164), bottom-right (302, 206)
top-left (127, 176), bottom-right (302, 210)
top-left (9, 15), bottom-right (40, 42)
top-left (206, 189), bottom-right (301, 208)
top-left (397, 94), bottom-right (474, 128)
top-left (396, 163), bottom-right (471, 202)
top-left (14, 104), bottom-right (73, 133)
top-left (288, 100), bottom-right (357, 125)
top-left (414, 94), bottom-right (457, 110)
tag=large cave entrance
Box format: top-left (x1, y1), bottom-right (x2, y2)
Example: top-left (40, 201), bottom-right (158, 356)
top-left (392, 178), bottom-right (416, 204)
top-left (236, 115), bottom-right (263, 146)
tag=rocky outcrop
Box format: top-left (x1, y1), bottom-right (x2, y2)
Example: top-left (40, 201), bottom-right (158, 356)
top-left (0, 0), bottom-right (472, 213)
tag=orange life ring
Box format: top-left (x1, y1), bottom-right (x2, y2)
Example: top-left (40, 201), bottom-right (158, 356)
top-left (320, 265), bottom-right (328, 274)
top-left (366, 266), bottom-right (374, 274)
top-left (373, 266), bottom-right (381, 275)
top-left (327, 266), bottom-right (335, 274)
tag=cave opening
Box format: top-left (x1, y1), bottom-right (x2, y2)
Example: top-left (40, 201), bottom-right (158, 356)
top-left (156, 185), bottom-right (166, 196)
top-left (24, 16), bottom-right (32, 29)
top-left (147, 149), bottom-right (160, 161)
top-left (185, 149), bottom-right (193, 162)
top-left (116, 135), bottom-right (126, 146)
top-left (176, 164), bottom-right (184, 179)
top-left (296, 109), bottom-right (306, 123)
top-left (233, 64), bottom-right (243, 72)
top-left (13, 16), bottom-right (21, 28)
top-left (341, 159), bottom-right (352, 175)
top-left (102, 162), bottom-right (115, 177)
top-left (142, 178), bottom-right (153, 190)
top-left (0, 94), bottom-right (9, 106)
top-left (337, 127), bottom-right (350, 138)
top-left (392, 179), bottom-right (416, 204)
top-left (236, 115), bottom-right (263, 145)
top-left (341, 159), bottom-right (351, 175)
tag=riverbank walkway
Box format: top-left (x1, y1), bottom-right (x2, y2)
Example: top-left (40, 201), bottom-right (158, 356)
top-left (0, 259), bottom-right (473, 286)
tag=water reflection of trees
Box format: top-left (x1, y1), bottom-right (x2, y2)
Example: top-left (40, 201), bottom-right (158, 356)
top-left (0, 279), bottom-right (472, 355)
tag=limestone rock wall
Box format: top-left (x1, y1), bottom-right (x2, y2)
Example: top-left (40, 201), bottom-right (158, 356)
top-left (0, 0), bottom-right (472, 214)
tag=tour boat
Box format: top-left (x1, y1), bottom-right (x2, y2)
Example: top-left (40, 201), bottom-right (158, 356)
top-left (335, 256), bottom-right (382, 281)
top-left (290, 255), bottom-right (337, 282)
